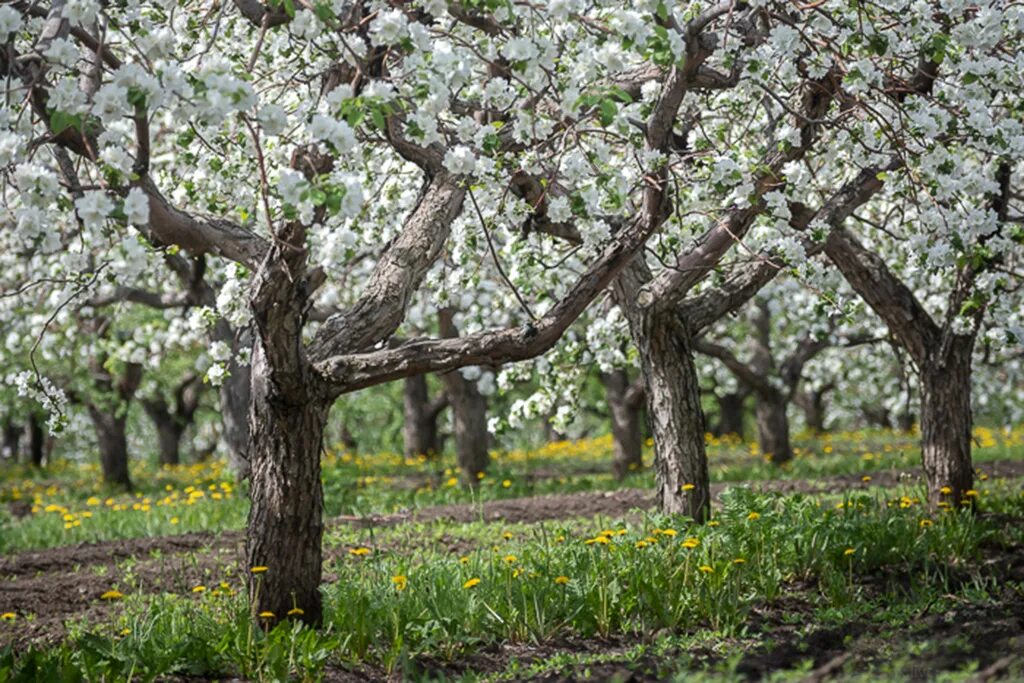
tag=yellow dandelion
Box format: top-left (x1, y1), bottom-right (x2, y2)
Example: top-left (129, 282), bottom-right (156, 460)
top-left (681, 537), bottom-right (700, 549)
top-left (554, 575), bottom-right (570, 585)
top-left (100, 590), bottom-right (124, 601)
top-left (1, 612), bottom-right (15, 621)
top-left (192, 585), bottom-right (206, 593)
top-left (250, 566), bottom-right (269, 574)
top-left (681, 483), bottom-right (696, 491)
top-left (502, 480), bottom-right (512, 488)
top-left (503, 554), bottom-right (517, 564)
top-left (392, 575), bottom-right (408, 592)
top-left (584, 536), bottom-right (610, 545)
top-left (844, 548), bottom-right (856, 556)
top-left (459, 556), bottom-right (470, 564)
top-left (698, 565), bottom-right (714, 574)
top-left (733, 558), bottom-right (746, 564)
top-left (635, 540), bottom-right (649, 549)
top-left (965, 489), bottom-right (979, 497)
top-left (862, 476), bottom-right (872, 483)
top-left (747, 512), bottom-right (761, 521)
top-left (287, 607), bottom-right (305, 616)
top-left (502, 532), bottom-right (513, 540)
top-left (660, 528), bottom-right (678, 537)
top-left (463, 577), bottom-right (481, 589)
top-left (940, 486), bottom-right (952, 495)
top-left (348, 547), bottom-right (371, 556)
top-left (258, 611), bottom-right (275, 619)
top-left (920, 519), bottom-right (933, 528)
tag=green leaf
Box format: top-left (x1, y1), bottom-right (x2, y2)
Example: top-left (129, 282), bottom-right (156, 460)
top-left (598, 99), bottom-right (617, 127)
top-left (49, 110), bottom-right (82, 136)
top-left (370, 107), bottom-right (387, 131)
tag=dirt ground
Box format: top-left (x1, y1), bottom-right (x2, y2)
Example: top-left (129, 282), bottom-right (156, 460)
top-left (2, 460), bottom-right (1023, 679)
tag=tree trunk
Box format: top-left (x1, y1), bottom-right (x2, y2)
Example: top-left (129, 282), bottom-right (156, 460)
top-left (442, 372), bottom-right (489, 480)
top-left (714, 392), bottom-right (746, 438)
top-left (637, 310), bottom-right (710, 520)
top-left (755, 390), bottom-right (792, 464)
top-left (800, 388), bottom-right (828, 433)
top-left (245, 344), bottom-right (329, 626)
top-left (602, 370), bottom-right (643, 479)
top-left (919, 343), bottom-right (974, 507)
top-left (438, 309), bottom-right (490, 480)
top-left (3, 419), bottom-right (21, 462)
top-left (143, 398), bottom-right (185, 466)
top-left (87, 407), bottom-right (132, 489)
top-left (27, 415), bottom-right (45, 467)
top-left (403, 374), bottom-right (441, 458)
top-left (217, 322), bottom-right (252, 480)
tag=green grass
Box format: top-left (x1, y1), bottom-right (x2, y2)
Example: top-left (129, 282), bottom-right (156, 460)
top-left (3, 427), bottom-right (1022, 554)
top-left (3, 479), bottom-right (1022, 682)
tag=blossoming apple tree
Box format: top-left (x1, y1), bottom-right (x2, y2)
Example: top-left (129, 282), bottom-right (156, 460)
top-left (2, 0), bottom-right (1021, 626)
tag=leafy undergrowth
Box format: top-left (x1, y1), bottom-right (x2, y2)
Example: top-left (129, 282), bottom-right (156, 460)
top-left (2, 481), bottom-right (1022, 682)
top-left (2, 426), bottom-right (1022, 554)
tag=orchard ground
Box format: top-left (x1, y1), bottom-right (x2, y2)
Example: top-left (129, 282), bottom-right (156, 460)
top-left (2, 427), bottom-right (1023, 682)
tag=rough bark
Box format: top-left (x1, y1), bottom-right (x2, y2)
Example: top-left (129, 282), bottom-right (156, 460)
top-left (636, 308), bottom-right (711, 520)
top-left (601, 370), bottom-right (644, 479)
top-left (714, 391), bottom-right (747, 438)
top-left (403, 374), bottom-right (445, 459)
top-left (438, 310), bottom-right (490, 480)
top-left (245, 344), bottom-right (330, 626)
top-left (755, 390), bottom-right (793, 464)
top-left (920, 342), bottom-right (975, 506)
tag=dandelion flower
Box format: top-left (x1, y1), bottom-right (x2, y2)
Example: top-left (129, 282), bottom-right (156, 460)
top-left (660, 528), bottom-right (678, 537)
top-left (258, 611), bottom-right (275, 619)
top-left (940, 486), bottom-right (952, 495)
top-left (862, 476), bottom-right (872, 483)
top-left (1, 612), bottom-right (15, 621)
top-left (392, 575), bottom-right (408, 592)
top-left (250, 566), bottom-right (269, 574)
top-left (192, 585), bottom-right (206, 593)
top-left (503, 531), bottom-right (513, 540)
top-left (502, 480), bottom-right (512, 488)
top-left (463, 577), bottom-right (481, 589)
top-left (681, 483), bottom-right (696, 491)
top-left (965, 489), bottom-right (979, 497)
top-left (733, 558), bottom-right (746, 564)
top-left (844, 548), bottom-right (856, 556)
top-left (287, 607), bottom-right (305, 616)
top-left (503, 555), bottom-right (517, 564)
top-left (348, 547), bottom-right (371, 556)
top-left (459, 556), bottom-right (470, 564)
top-left (698, 565), bottom-right (714, 574)
top-left (681, 538), bottom-right (700, 549)
top-left (747, 512), bottom-right (761, 521)
top-left (100, 590), bottom-right (124, 601)
top-left (554, 575), bottom-right (570, 585)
